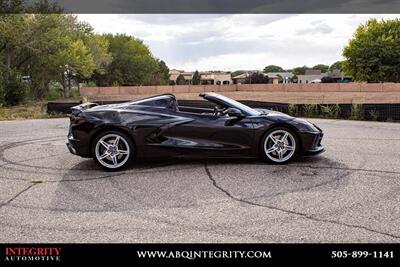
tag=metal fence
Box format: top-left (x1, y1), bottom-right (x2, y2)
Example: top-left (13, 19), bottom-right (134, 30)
top-left (47, 100), bottom-right (400, 122)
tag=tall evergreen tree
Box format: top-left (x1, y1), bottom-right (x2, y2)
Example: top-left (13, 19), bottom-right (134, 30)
top-left (192, 70), bottom-right (201, 85)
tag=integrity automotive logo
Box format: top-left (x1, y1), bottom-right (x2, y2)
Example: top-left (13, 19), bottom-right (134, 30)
top-left (3, 247), bottom-right (62, 263)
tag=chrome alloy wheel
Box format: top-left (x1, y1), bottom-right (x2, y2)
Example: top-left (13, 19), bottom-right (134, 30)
top-left (264, 129), bottom-right (296, 163)
top-left (95, 134), bottom-right (130, 169)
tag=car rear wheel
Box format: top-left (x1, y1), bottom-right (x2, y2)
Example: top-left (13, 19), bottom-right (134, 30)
top-left (261, 127), bottom-right (298, 164)
top-left (92, 131), bottom-right (134, 171)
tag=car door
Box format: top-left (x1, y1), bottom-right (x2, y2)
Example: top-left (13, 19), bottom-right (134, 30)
top-left (162, 111), bottom-right (256, 158)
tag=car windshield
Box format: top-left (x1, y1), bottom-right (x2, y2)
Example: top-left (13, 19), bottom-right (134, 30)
top-left (211, 94), bottom-right (261, 116)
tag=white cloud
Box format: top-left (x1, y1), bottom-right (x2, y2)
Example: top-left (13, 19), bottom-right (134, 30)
top-left (78, 14), bottom-right (400, 71)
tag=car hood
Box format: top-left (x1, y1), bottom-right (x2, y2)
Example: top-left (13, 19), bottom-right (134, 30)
top-left (255, 108), bottom-right (294, 120)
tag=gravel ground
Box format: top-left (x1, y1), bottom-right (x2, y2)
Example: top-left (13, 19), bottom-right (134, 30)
top-left (0, 118), bottom-right (399, 242)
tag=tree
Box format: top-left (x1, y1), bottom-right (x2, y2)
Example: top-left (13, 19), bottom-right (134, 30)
top-left (0, 2), bottom-right (71, 100)
top-left (30, 15), bottom-right (107, 97)
top-left (0, 14), bottom-right (32, 79)
top-left (312, 64), bottom-right (329, 73)
top-left (343, 18), bottom-right (400, 82)
top-left (244, 73), bottom-right (269, 84)
top-left (83, 34), bottom-right (112, 75)
top-left (292, 66), bottom-right (308, 75)
top-left (263, 65), bottom-right (284, 73)
top-left (0, 14), bottom-right (111, 98)
top-left (93, 34), bottom-right (161, 86)
top-left (192, 70), bottom-right (201, 85)
top-left (154, 59), bottom-right (169, 85)
top-left (0, 14), bottom-right (59, 98)
top-left (54, 39), bottom-right (96, 97)
top-left (176, 74), bottom-right (186, 85)
top-left (329, 61), bottom-right (343, 71)
top-left (231, 70), bottom-right (244, 77)
top-left (3, 72), bottom-right (27, 105)
top-left (0, 13), bottom-right (168, 103)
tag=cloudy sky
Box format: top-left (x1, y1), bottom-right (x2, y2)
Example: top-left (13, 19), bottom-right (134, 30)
top-left (78, 14), bottom-right (399, 71)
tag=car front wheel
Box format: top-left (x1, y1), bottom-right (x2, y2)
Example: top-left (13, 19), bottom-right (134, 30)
top-left (261, 127), bottom-right (298, 164)
top-left (92, 131), bottom-right (134, 171)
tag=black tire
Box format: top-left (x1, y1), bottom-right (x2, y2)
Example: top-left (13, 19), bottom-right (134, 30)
top-left (260, 127), bottom-right (299, 164)
top-left (91, 130), bottom-right (135, 171)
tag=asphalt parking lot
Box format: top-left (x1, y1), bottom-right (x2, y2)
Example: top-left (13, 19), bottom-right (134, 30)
top-left (0, 118), bottom-right (399, 242)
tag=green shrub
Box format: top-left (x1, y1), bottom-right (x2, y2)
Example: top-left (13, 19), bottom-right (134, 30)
top-left (69, 89), bottom-right (80, 98)
top-left (4, 74), bottom-right (28, 106)
top-left (287, 104), bottom-right (298, 116)
top-left (332, 104), bottom-right (341, 119)
top-left (45, 87), bottom-right (63, 100)
top-left (86, 81), bottom-right (97, 87)
top-left (320, 104), bottom-right (341, 119)
top-left (350, 103), bottom-right (363, 120)
top-left (368, 109), bottom-right (379, 121)
top-left (386, 117), bottom-right (394, 122)
top-left (303, 104), bottom-right (318, 118)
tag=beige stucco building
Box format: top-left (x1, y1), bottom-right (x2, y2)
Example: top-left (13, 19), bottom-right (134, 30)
top-left (297, 69), bottom-right (326, 84)
top-left (169, 69), bottom-right (232, 85)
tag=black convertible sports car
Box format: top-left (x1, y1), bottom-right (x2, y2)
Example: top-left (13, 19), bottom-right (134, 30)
top-left (67, 93), bottom-right (324, 170)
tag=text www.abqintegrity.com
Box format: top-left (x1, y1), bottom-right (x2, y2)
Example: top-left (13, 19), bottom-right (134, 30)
top-left (137, 250), bottom-right (272, 260)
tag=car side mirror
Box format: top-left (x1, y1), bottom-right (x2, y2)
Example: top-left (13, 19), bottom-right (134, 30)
top-left (226, 108), bottom-right (244, 117)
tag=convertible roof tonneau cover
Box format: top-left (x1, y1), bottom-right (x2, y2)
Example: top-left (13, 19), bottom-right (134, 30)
top-left (128, 92), bottom-right (220, 108)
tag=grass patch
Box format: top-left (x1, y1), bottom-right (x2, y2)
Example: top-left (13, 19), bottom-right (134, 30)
top-left (0, 102), bottom-right (65, 121)
top-left (320, 104), bottom-right (341, 119)
top-left (303, 104), bottom-right (318, 118)
top-left (350, 103), bottom-right (363, 120)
